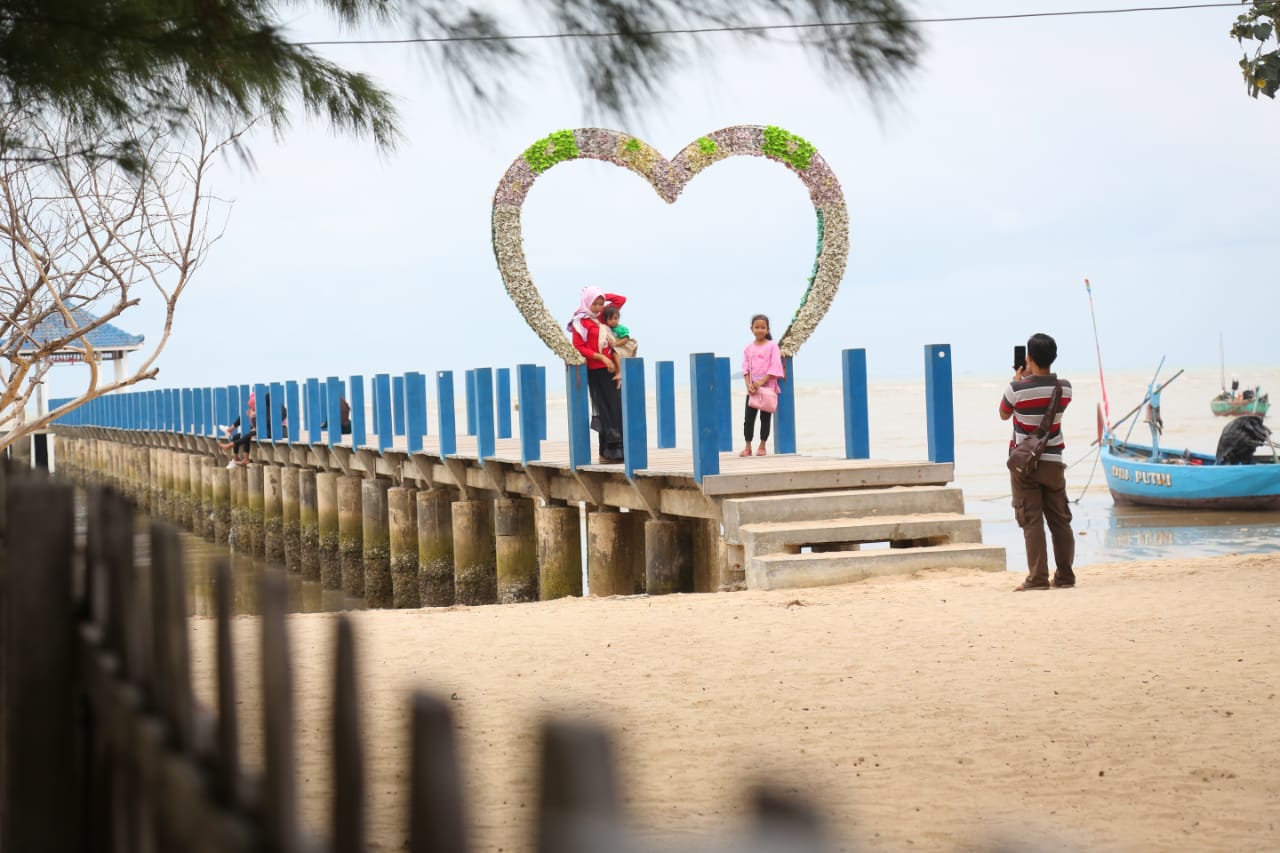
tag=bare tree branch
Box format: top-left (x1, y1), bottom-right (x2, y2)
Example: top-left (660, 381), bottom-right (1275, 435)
top-left (0, 105), bottom-right (238, 450)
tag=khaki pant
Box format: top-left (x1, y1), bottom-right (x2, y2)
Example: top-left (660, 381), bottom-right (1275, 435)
top-left (1010, 461), bottom-right (1074, 586)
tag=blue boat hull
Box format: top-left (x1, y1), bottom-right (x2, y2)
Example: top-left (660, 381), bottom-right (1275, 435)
top-left (1101, 441), bottom-right (1280, 510)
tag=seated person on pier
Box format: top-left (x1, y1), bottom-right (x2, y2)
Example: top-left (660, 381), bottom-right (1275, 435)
top-left (221, 393), bottom-right (286, 467)
top-left (320, 396), bottom-right (353, 435)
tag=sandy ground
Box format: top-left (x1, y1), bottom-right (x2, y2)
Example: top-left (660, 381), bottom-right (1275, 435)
top-left (189, 553), bottom-right (1280, 852)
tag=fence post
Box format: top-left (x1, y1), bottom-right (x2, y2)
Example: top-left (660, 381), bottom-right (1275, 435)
top-left (474, 368), bottom-right (495, 460)
top-left (374, 373), bottom-right (393, 452)
top-left (842, 348), bottom-right (870, 459)
top-left (517, 364), bottom-right (542, 464)
top-left (392, 375), bottom-right (407, 437)
top-left (286, 381), bottom-right (301, 444)
top-left (655, 360), bottom-right (676, 449)
top-left (775, 356), bottom-right (797, 454)
top-left (715, 356), bottom-right (733, 452)
top-left (496, 367), bottom-right (512, 440)
top-left (306, 378), bottom-right (323, 445)
top-left (536, 365), bottom-right (548, 440)
top-left (405, 372), bottom-right (427, 454)
top-left (925, 343), bottom-right (955, 464)
top-left (349, 375), bottom-right (367, 449)
top-left (1, 477), bottom-right (77, 853)
top-left (326, 377), bottom-right (345, 446)
top-left (464, 369), bottom-right (477, 436)
top-left (436, 372), bottom-right (457, 457)
top-left (622, 358), bottom-right (648, 478)
top-left (689, 353), bottom-right (719, 483)
top-left (566, 364), bottom-right (591, 471)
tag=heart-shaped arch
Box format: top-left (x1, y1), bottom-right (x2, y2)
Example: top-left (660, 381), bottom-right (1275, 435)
top-left (491, 125), bottom-right (849, 363)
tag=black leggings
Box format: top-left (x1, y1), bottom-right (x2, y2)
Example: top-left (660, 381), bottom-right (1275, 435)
top-left (232, 430), bottom-right (255, 456)
top-left (586, 367), bottom-right (624, 460)
top-left (744, 401), bottom-right (772, 443)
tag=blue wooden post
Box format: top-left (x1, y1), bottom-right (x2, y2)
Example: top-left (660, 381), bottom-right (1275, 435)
top-left (517, 363), bottom-right (541, 464)
top-left (622, 358), bottom-right (648, 477)
top-left (374, 373), bottom-right (393, 452)
top-left (181, 388), bottom-right (193, 433)
top-left (202, 388), bottom-right (214, 435)
top-left (285, 382), bottom-right (301, 443)
top-left (436, 372), bottom-right (457, 456)
top-left (268, 382), bottom-right (285, 442)
top-left (369, 378), bottom-right (378, 434)
top-left (474, 368), bottom-right (495, 459)
top-left (496, 367), bottom-right (512, 439)
top-left (349, 375), bottom-right (367, 448)
top-left (392, 375), bottom-right (406, 437)
top-left (306, 378), bottom-right (323, 444)
top-left (464, 368), bottom-right (477, 436)
top-left (925, 343), bottom-right (955, 464)
top-left (842, 349), bottom-right (870, 459)
top-left (536, 365), bottom-right (547, 440)
top-left (690, 353), bottom-right (720, 483)
top-left (253, 382), bottom-right (268, 440)
top-left (239, 384), bottom-right (251, 435)
top-left (191, 388), bottom-right (203, 435)
top-left (326, 377), bottom-right (344, 446)
top-left (405, 372), bottom-right (427, 453)
top-left (656, 360), bottom-right (676, 449)
top-left (565, 364), bottom-right (591, 470)
top-left (715, 356), bottom-right (733, 452)
top-left (318, 382), bottom-right (328, 429)
top-left (165, 389), bottom-right (177, 431)
top-left (775, 356), bottom-right (797, 454)
top-left (214, 387), bottom-right (230, 433)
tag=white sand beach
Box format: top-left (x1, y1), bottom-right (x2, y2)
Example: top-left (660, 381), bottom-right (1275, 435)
top-left (190, 553), bottom-right (1280, 852)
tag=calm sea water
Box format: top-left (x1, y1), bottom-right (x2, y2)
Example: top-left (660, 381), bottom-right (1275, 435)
top-left (124, 365), bottom-right (1279, 614)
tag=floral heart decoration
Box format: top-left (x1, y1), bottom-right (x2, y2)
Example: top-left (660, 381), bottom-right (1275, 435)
top-left (491, 125), bottom-right (849, 364)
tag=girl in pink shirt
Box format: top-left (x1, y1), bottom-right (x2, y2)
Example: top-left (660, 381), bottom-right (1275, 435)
top-left (740, 314), bottom-right (785, 456)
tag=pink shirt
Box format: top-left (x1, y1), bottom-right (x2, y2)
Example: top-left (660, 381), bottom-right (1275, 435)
top-left (742, 340), bottom-right (784, 392)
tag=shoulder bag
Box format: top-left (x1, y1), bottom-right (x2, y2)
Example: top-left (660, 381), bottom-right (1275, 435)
top-left (1007, 382), bottom-right (1063, 476)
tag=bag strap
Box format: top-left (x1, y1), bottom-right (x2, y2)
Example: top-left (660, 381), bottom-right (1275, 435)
top-left (1034, 382), bottom-right (1063, 437)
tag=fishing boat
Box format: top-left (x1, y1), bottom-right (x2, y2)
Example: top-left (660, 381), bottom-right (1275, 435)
top-left (1210, 334), bottom-right (1269, 417)
top-left (1210, 385), bottom-right (1269, 417)
top-left (1100, 379), bottom-right (1280, 510)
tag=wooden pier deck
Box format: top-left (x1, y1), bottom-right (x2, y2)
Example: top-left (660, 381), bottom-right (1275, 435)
top-left (62, 427), bottom-right (1007, 591)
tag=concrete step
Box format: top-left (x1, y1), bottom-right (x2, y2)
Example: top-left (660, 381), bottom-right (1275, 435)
top-left (701, 460), bottom-right (953, 496)
top-left (721, 485), bottom-right (965, 542)
top-left (746, 543), bottom-right (1008, 591)
top-left (739, 512), bottom-right (983, 557)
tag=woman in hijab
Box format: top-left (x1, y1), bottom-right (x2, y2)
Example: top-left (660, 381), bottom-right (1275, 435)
top-left (568, 286), bottom-right (627, 463)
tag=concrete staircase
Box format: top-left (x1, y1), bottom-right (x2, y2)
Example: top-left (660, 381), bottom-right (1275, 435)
top-left (718, 481), bottom-right (1006, 591)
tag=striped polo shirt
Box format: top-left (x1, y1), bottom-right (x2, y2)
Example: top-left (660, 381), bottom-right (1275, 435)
top-left (1000, 374), bottom-right (1072, 464)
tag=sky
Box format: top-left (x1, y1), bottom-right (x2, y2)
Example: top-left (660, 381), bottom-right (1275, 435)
top-left (43, 0), bottom-right (1280, 403)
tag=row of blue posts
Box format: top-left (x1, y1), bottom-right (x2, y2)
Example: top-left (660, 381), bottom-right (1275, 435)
top-left (51, 345), bottom-right (955, 484)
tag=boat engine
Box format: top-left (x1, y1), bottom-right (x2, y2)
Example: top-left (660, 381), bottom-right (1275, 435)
top-left (1215, 415), bottom-right (1272, 465)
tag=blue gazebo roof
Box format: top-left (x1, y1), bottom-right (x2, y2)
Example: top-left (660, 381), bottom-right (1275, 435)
top-left (14, 307), bottom-right (144, 355)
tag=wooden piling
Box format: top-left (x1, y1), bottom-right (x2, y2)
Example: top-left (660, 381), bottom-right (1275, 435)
top-left (173, 452), bottom-right (191, 531)
top-left (201, 465), bottom-right (217, 540)
top-left (282, 466), bottom-right (301, 573)
top-left (230, 461), bottom-right (249, 548)
top-left (264, 465), bottom-right (283, 564)
top-left (587, 509), bottom-right (637, 597)
top-left (299, 468), bottom-right (320, 582)
top-left (338, 475), bottom-right (364, 598)
top-left (189, 456), bottom-right (205, 533)
top-left (362, 479), bottom-right (393, 608)
top-left (212, 467), bottom-right (231, 544)
top-left (452, 499), bottom-right (496, 606)
top-left (388, 487), bottom-right (420, 608)
top-left (495, 497), bottom-right (538, 604)
top-left (536, 504), bottom-right (582, 600)
top-left (317, 472), bottom-right (341, 590)
top-left (247, 463), bottom-right (265, 557)
top-left (417, 489), bottom-right (454, 607)
top-left (644, 518), bottom-right (680, 595)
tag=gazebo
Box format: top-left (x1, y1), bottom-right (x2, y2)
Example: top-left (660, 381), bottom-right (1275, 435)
top-left (9, 308), bottom-right (145, 465)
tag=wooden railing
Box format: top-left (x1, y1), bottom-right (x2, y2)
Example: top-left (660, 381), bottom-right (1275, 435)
top-left (0, 462), bottom-right (829, 852)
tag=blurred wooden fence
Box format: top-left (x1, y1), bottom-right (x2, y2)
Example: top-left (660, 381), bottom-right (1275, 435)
top-left (0, 462), bottom-right (828, 853)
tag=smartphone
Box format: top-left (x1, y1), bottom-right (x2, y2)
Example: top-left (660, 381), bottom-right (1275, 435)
top-left (1013, 345), bottom-right (1026, 370)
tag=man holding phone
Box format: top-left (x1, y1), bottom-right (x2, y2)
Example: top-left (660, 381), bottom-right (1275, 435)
top-left (999, 333), bottom-right (1075, 591)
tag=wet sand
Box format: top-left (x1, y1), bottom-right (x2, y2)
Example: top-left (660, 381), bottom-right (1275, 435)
top-left (189, 553), bottom-right (1280, 852)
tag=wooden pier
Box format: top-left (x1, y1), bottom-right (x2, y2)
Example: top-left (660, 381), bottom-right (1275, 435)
top-left (48, 349), bottom-right (1006, 599)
